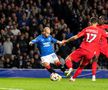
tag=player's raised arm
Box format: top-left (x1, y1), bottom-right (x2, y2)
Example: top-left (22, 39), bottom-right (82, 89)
top-left (62, 28), bottom-right (85, 44)
top-left (62, 25), bottom-right (87, 44)
top-left (65, 35), bottom-right (79, 43)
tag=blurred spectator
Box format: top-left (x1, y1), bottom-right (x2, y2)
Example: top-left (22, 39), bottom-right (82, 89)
top-left (0, 56), bottom-right (4, 68)
top-left (0, 42), bottom-right (4, 56)
top-left (18, 55), bottom-right (24, 68)
top-left (3, 37), bottom-right (13, 56)
top-left (11, 55), bottom-right (19, 68)
top-left (26, 61), bottom-right (32, 69)
top-left (18, 35), bottom-right (28, 53)
top-left (65, 28), bottom-right (73, 39)
top-left (30, 58), bottom-right (37, 68)
top-left (33, 53), bottom-right (42, 68)
top-left (18, 55), bottom-right (27, 68)
top-left (58, 43), bottom-right (72, 59)
top-left (11, 23), bottom-right (20, 36)
top-left (3, 58), bottom-right (11, 68)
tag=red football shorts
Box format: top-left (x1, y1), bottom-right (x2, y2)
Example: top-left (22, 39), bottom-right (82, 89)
top-left (68, 48), bottom-right (94, 63)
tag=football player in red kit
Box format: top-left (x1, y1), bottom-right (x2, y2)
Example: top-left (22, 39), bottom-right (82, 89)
top-left (91, 16), bottom-right (108, 81)
top-left (62, 17), bottom-right (108, 81)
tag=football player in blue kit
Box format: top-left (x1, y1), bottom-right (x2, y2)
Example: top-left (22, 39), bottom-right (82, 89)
top-left (29, 27), bottom-right (66, 80)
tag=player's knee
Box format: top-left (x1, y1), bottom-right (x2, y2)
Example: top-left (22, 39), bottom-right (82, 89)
top-left (43, 62), bottom-right (50, 68)
top-left (45, 65), bottom-right (51, 69)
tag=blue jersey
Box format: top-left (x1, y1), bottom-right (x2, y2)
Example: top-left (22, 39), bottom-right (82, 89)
top-left (31, 34), bottom-right (57, 56)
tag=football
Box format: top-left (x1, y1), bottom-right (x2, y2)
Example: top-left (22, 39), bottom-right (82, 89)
top-left (50, 73), bottom-right (59, 81)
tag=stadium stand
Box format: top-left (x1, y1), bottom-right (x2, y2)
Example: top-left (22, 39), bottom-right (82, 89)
top-left (0, 0), bottom-right (108, 69)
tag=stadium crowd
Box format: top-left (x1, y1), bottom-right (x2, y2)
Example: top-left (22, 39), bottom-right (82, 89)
top-left (0, 0), bottom-right (108, 69)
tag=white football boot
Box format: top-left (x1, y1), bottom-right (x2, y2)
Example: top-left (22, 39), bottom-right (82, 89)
top-left (92, 75), bottom-right (96, 81)
top-left (69, 76), bottom-right (75, 82)
top-left (65, 68), bottom-right (73, 77)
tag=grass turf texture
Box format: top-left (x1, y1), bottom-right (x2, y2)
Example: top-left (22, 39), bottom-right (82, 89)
top-left (0, 78), bottom-right (107, 90)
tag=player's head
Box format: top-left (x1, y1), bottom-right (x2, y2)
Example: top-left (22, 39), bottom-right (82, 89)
top-left (42, 27), bottom-right (51, 37)
top-left (98, 16), bottom-right (105, 25)
top-left (89, 17), bottom-right (98, 26)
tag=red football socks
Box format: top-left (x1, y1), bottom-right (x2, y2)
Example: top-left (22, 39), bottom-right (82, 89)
top-left (56, 62), bottom-right (61, 66)
top-left (46, 65), bottom-right (51, 69)
top-left (73, 67), bottom-right (83, 79)
top-left (92, 61), bottom-right (97, 75)
top-left (46, 65), bottom-right (55, 73)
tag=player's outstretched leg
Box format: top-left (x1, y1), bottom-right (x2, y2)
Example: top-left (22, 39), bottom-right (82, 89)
top-left (70, 60), bottom-right (89, 82)
top-left (65, 56), bottom-right (73, 77)
top-left (70, 66), bottom-right (83, 82)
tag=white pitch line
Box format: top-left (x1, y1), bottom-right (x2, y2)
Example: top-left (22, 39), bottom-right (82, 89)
top-left (0, 88), bottom-right (24, 90)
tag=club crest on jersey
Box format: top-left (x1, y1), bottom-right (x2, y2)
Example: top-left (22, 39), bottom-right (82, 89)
top-left (41, 39), bottom-right (44, 42)
top-left (48, 37), bottom-right (51, 41)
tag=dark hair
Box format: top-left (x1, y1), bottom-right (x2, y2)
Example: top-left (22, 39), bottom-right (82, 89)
top-left (89, 17), bottom-right (98, 24)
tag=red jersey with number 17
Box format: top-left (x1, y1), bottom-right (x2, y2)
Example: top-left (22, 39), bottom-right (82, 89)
top-left (77, 26), bottom-right (107, 54)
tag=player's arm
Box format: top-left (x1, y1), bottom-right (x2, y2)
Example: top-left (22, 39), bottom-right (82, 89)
top-left (64, 35), bottom-right (79, 43)
top-left (63, 29), bottom-right (85, 43)
top-left (56, 40), bottom-right (63, 44)
top-left (29, 37), bottom-right (39, 45)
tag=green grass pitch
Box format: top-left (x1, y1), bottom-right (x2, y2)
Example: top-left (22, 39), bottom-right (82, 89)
top-left (0, 78), bottom-right (108, 90)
